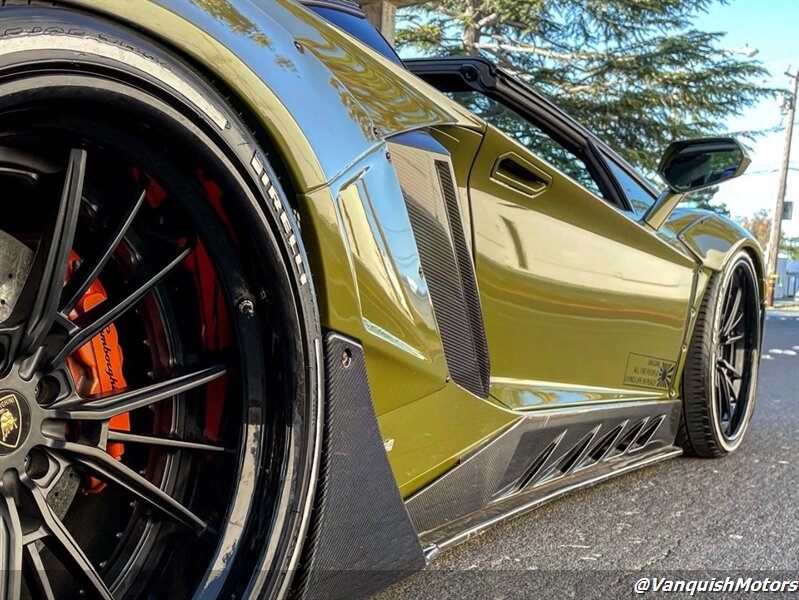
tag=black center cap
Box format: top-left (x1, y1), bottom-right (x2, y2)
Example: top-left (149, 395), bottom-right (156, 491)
top-left (0, 391), bottom-right (29, 454)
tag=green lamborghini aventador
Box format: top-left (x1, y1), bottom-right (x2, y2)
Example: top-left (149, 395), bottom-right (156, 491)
top-left (0, 0), bottom-right (764, 598)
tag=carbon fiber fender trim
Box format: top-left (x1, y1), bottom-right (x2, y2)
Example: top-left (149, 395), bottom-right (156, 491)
top-left (293, 332), bottom-right (425, 600)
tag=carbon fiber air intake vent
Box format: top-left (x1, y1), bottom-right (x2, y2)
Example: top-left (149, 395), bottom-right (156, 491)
top-left (434, 160), bottom-right (490, 391)
top-left (388, 132), bottom-right (490, 398)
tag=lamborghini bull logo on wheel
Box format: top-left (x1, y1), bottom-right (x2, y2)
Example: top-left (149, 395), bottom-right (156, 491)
top-left (0, 393), bottom-right (21, 449)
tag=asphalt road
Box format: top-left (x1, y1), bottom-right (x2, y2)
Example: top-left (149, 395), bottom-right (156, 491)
top-left (376, 310), bottom-right (799, 599)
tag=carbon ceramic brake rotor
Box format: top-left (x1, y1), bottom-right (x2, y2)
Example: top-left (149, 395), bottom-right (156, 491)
top-left (0, 229), bottom-right (33, 323)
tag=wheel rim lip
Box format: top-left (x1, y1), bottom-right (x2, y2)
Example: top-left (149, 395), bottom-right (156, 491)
top-left (710, 258), bottom-right (760, 450)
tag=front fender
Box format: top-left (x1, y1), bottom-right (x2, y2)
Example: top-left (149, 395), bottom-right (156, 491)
top-left (674, 211), bottom-right (766, 300)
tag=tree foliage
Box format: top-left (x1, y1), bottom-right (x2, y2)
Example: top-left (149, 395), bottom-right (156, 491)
top-left (397, 0), bottom-right (771, 172)
top-left (781, 235), bottom-right (799, 260)
top-left (737, 208), bottom-right (771, 250)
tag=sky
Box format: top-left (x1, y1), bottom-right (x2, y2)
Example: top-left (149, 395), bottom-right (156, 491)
top-left (693, 0), bottom-right (799, 237)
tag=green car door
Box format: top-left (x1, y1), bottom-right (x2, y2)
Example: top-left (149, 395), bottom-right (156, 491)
top-left (469, 124), bottom-right (697, 410)
top-left (411, 57), bottom-right (699, 411)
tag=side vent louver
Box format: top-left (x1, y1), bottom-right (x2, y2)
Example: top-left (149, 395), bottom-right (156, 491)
top-left (581, 422), bottom-right (627, 468)
top-left (434, 161), bottom-right (491, 393)
top-left (389, 137), bottom-right (490, 398)
top-left (406, 403), bottom-right (679, 535)
top-left (503, 415), bottom-right (669, 497)
top-left (515, 432), bottom-right (565, 492)
top-left (532, 427), bottom-right (600, 488)
top-left (611, 419), bottom-right (648, 456)
top-left (632, 415), bottom-right (665, 449)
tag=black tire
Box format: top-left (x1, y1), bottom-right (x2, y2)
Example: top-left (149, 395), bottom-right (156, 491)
top-left (0, 5), bottom-right (321, 599)
top-left (677, 250), bottom-right (761, 458)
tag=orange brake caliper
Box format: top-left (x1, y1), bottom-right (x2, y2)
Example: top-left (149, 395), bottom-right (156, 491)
top-left (65, 252), bottom-right (130, 494)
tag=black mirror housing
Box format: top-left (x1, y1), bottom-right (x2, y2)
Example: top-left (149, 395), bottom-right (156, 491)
top-left (658, 137), bottom-right (750, 193)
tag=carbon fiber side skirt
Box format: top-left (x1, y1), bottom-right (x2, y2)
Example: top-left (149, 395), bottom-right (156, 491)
top-left (405, 399), bottom-right (683, 556)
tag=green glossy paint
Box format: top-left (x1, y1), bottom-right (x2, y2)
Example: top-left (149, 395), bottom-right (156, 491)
top-left (56, 0), bottom-right (765, 498)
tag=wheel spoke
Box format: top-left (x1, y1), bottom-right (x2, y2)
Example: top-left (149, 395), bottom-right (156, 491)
top-left (54, 443), bottom-right (207, 533)
top-left (3, 469), bottom-right (110, 600)
top-left (716, 369), bottom-right (732, 421)
top-left (50, 244), bottom-right (192, 365)
top-left (717, 358), bottom-right (742, 380)
top-left (22, 544), bottom-right (56, 600)
top-left (107, 430), bottom-right (226, 453)
top-left (60, 189), bottom-right (146, 314)
top-left (721, 286), bottom-right (742, 337)
top-left (718, 366), bottom-right (738, 420)
top-left (1, 127), bottom-right (261, 598)
top-left (23, 149), bottom-right (87, 352)
top-left (723, 371), bottom-right (739, 421)
top-left (723, 309), bottom-right (744, 339)
top-left (53, 364), bottom-right (226, 420)
top-left (0, 495), bottom-right (24, 600)
top-left (722, 332), bottom-right (744, 346)
top-left (26, 483), bottom-right (112, 599)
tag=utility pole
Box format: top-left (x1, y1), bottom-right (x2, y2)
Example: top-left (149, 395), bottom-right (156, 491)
top-left (766, 61), bottom-right (799, 306)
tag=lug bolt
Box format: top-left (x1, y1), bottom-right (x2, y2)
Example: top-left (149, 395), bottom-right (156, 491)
top-left (35, 375), bottom-right (60, 406)
top-left (238, 299), bottom-right (255, 317)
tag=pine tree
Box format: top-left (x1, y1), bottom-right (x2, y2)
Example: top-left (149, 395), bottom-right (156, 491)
top-left (780, 235), bottom-right (799, 260)
top-left (397, 0), bottom-right (771, 172)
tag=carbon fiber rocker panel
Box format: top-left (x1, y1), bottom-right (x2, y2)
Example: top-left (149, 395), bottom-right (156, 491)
top-left (295, 333), bottom-right (425, 600)
top-left (406, 399), bottom-right (681, 537)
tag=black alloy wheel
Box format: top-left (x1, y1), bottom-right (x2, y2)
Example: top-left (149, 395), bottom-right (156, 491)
top-left (678, 251), bottom-right (761, 457)
top-left (0, 7), bottom-right (321, 598)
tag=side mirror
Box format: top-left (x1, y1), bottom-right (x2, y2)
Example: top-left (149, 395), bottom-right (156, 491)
top-left (642, 137), bottom-right (750, 230)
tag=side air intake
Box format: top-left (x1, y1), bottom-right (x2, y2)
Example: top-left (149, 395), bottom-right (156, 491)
top-left (388, 135), bottom-right (490, 398)
top-left (435, 161), bottom-right (490, 392)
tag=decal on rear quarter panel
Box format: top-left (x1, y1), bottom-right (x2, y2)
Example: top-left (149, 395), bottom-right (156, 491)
top-left (624, 353), bottom-right (676, 390)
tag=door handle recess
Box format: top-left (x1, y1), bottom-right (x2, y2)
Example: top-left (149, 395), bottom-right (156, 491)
top-left (490, 152), bottom-right (552, 197)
